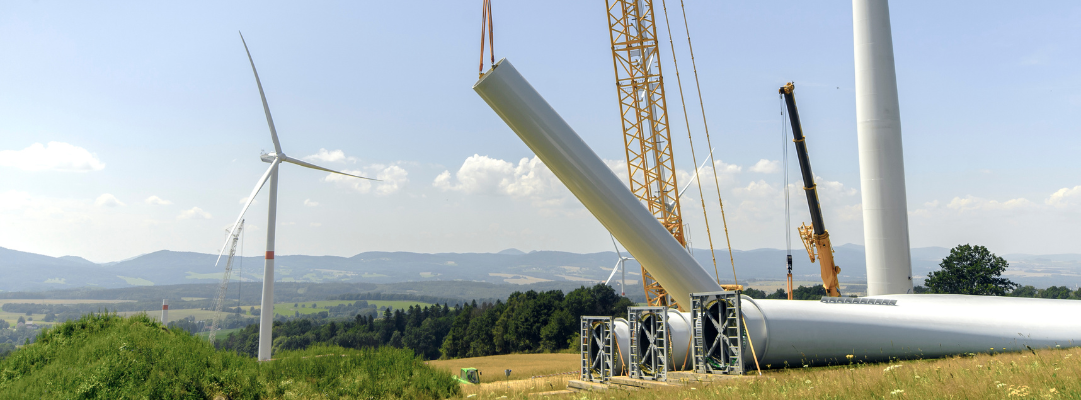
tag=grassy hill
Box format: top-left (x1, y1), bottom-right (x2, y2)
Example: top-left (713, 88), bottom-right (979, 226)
top-left (0, 313), bottom-right (459, 399)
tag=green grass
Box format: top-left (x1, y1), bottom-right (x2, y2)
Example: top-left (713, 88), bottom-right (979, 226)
top-left (0, 313), bottom-right (460, 399)
top-left (195, 327), bottom-right (244, 340)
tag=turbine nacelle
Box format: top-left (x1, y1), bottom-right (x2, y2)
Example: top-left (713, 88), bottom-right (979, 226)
top-left (260, 152), bottom-right (277, 163)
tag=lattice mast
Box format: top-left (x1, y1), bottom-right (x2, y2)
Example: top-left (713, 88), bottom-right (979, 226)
top-left (209, 219), bottom-right (244, 344)
top-left (605, 0), bottom-right (685, 308)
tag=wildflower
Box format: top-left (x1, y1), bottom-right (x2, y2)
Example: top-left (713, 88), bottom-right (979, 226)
top-left (846, 354), bottom-right (854, 359)
top-left (883, 364), bottom-right (903, 373)
top-left (890, 389), bottom-right (904, 395)
top-left (914, 375), bottom-right (921, 379)
top-left (805, 380), bottom-right (812, 384)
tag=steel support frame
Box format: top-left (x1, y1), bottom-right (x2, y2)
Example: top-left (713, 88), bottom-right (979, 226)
top-left (581, 316), bottom-right (614, 383)
top-left (691, 291), bottom-right (744, 375)
top-left (628, 306), bottom-right (668, 381)
top-left (605, 0), bottom-right (685, 309)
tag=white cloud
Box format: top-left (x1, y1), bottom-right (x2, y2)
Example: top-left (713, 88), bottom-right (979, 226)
top-left (815, 177), bottom-right (858, 197)
top-left (324, 164), bottom-right (408, 195)
top-left (1045, 185), bottom-right (1081, 208)
top-left (433, 155), bottom-right (514, 194)
top-left (748, 159), bottom-right (780, 174)
top-left (145, 196), bottom-right (172, 206)
top-left (375, 165), bottom-right (409, 195)
top-left (94, 194), bottom-right (125, 207)
top-left (238, 196), bottom-right (259, 205)
top-left (303, 148), bottom-right (356, 164)
top-left (303, 199), bottom-right (319, 207)
top-left (433, 155), bottom-right (571, 207)
top-left (714, 160), bottom-right (742, 174)
top-left (0, 142), bottom-right (105, 172)
top-left (946, 196), bottom-right (1034, 212)
top-left (177, 207), bottom-right (212, 220)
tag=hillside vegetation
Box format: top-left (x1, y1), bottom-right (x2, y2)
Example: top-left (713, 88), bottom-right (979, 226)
top-left (0, 313), bottom-right (459, 399)
top-left (218, 284), bottom-right (634, 360)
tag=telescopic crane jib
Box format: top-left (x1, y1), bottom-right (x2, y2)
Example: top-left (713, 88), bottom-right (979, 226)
top-left (779, 82), bottom-right (841, 297)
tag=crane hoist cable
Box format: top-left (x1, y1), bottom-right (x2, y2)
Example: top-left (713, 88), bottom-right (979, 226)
top-left (658, 0), bottom-right (721, 285)
top-left (673, 0), bottom-right (739, 285)
top-left (478, 0), bottom-right (494, 79)
top-left (781, 94), bottom-right (794, 300)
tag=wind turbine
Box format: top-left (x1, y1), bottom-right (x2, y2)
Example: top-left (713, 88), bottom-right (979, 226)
top-left (603, 235), bottom-right (634, 296)
top-left (216, 32), bottom-right (376, 361)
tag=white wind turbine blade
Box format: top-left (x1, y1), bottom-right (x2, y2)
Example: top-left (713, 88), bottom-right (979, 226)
top-left (604, 259), bottom-right (622, 286)
top-left (678, 147), bottom-right (716, 199)
top-left (280, 155), bottom-right (378, 180)
top-left (610, 234), bottom-right (624, 259)
top-left (239, 32), bottom-right (282, 155)
top-left (216, 158), bottom-right (279, 266)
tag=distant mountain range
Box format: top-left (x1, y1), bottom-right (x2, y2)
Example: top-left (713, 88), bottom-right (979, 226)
top-left (2, 245), bottom-right (1079, 293)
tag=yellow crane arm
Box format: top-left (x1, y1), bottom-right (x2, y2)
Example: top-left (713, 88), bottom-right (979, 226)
top-left (783, 83), bottom-right (841, 297)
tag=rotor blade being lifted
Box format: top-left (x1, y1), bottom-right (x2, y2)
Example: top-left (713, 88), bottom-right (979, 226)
top-left (239, 32), bottom-right (282, 155)
top-left (216, 158), bottom-right (279, 266)
top-left (280, 155), bottom-right (378, 180)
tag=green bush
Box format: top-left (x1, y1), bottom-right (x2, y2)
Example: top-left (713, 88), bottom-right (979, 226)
top-left (0, 313), bottom-right (459, 399)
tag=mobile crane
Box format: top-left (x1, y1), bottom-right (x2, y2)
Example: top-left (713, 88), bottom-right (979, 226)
top-left (779, 82), bottom-right (841, 297)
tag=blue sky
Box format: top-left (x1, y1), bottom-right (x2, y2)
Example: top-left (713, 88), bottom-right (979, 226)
top-left (1, 1), bottom-right (1078, 262)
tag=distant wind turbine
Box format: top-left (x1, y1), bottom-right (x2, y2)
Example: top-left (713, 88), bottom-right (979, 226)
top-left (216, 32), bottom-right (376, 361)
top-left (604, 235), bottom-right (634, 296)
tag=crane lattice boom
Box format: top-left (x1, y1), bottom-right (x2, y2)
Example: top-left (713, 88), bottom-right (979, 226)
top-left (209, 220), bottom-right (244, 344)
top-left (605, 0), bottom-right (685, 308)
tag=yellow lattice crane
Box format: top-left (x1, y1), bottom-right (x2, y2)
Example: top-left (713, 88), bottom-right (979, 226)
top-left (604, 0), bottom-right (686, 308)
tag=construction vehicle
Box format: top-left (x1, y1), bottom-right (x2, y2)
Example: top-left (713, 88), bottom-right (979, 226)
top-left (456, 368), bottom-right (481, 384)
top-left (779, 82), bottom-right (842, 297)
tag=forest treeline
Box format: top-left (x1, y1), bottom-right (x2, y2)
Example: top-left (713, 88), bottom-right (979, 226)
top-left (217, 284), bottom-right (633, 360)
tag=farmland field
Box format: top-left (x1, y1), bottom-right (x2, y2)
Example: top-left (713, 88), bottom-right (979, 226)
top-left (272, 299), bottom-right (431, 317)
top-left (444, 347), bottom-right (1081, 399)
top-left (0, 299), bottom-right (136, 326)
top-left (0, 296), bottom-right (435, 327)
top-left (428, 353), bottom-right (578, 382)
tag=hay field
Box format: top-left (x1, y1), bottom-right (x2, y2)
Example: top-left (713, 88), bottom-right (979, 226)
top-left (486, 346), bottom-right (1081, 400)
top-left (428, 353), bottom-right (578, 382)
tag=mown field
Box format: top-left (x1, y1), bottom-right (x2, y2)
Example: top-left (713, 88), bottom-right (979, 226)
top-left (441, 347), bottom-right (1081, 399)
top-left (428, 353), bottom-right (578, 382)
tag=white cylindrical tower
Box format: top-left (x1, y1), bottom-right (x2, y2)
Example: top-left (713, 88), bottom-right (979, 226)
top-left (161, 299), bottom-right (169, 323)
top-left (853, 0), bottom-right (913, 295)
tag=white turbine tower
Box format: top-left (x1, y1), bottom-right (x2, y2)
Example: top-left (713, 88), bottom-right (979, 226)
top-left (217, 32), bottom-right (375, 361)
